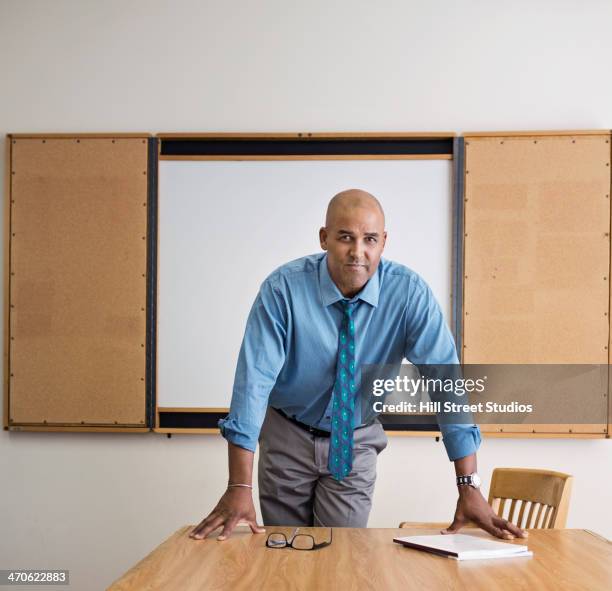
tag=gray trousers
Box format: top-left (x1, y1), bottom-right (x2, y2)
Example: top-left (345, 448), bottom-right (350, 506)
top-left (257, 406), bottom-right (388, 527)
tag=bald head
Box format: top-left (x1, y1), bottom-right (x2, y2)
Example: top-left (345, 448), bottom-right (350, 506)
top-left (319, 189), bottom-right (387, 298)
top-left (325, 189), bottom-right (385, 227)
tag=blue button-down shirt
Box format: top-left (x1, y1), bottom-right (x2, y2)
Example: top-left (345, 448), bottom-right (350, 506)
top-left (219, 253), bottom-right (481, 461)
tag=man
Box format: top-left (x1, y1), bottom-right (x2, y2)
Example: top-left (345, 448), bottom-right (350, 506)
top-left (190, 189), bottom-right (527, 542)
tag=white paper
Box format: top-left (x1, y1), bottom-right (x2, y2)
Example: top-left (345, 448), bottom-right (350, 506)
top-left (393, 534), bottom-right (532, 561)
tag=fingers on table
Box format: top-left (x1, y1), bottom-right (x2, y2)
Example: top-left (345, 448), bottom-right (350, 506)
top-left (485, 517), bottom-right (520, 539)
top-left (189, 513), bottom-right (225, 540)
top-left (247, 520), bottom-right (266, 534)
top-left (498, 518), bottom-right (529, 538)
top-left (441, 515), bottom-right (467, 535)
top-left (217, 517), bottom-right (241, 541)
top-left (218, 518), bottom-right (266, 539)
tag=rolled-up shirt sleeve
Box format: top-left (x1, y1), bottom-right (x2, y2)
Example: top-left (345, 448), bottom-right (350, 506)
top-left (218, 276), bottom-right (288, 452)
top-left (403, 276), bottom-right (481, 461)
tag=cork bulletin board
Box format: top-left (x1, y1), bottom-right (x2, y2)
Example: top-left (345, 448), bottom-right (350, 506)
top-left (462, 131), bottom-right (611, 436)
top-left (5, 134), bottom-right (152, 430)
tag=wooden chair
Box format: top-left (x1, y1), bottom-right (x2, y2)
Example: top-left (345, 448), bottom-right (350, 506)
top-left (487, 468), bottom-right (573, 529)
top-left (399, 467), bottom-right (573, 530)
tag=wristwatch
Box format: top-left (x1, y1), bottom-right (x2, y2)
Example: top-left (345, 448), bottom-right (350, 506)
top-left (456, 472), bottom-right (481, 489)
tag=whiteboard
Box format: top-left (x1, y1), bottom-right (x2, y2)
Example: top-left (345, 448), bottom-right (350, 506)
top-left (158, 160), bottom-right (453, 408)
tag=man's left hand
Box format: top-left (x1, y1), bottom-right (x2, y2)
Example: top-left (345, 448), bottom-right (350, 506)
top-left (441, 486), bottom-right (528, 540)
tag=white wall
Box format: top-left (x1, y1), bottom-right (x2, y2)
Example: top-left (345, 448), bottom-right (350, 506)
top-left (1, 1), bottom-right (611, 589)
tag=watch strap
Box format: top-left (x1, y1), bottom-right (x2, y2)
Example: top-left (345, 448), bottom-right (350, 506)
top-left (457, 474), bottom-right (475, 486)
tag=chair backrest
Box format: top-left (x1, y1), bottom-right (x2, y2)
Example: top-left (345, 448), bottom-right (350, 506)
top-left (487, 468), bottom-right (573, 529)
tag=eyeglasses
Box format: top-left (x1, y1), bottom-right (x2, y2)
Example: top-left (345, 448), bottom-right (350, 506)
top-left (266, 527), bottom-right (333, 551)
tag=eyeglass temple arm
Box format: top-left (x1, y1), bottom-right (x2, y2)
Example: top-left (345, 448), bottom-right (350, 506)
top-left (287, 528), bottom-right (300, 543)
top-left (312, 528), bottom-right (333, 548)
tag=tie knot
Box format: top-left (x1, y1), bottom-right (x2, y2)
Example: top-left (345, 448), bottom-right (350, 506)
top-left (342, 300), bottom-right (356, 317)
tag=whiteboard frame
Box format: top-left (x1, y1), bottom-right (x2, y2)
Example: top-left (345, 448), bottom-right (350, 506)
top-left (153, 132), bottom-right (461, 434)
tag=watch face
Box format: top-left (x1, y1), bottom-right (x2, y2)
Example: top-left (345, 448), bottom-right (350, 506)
top-left (472, 473), bottom-right (481, 488)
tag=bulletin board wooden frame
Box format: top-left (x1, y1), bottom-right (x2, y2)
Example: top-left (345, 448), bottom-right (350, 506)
top-left (4, 133), bottom-right (155, 432)
top-left (461, 130), bottom-right (612, 438)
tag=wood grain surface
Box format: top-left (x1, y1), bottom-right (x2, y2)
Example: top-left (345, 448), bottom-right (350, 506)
top-left (108, 526), bottom-right (612, 591)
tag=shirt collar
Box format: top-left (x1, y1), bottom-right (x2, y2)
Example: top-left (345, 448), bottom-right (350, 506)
top-left (318, 253), bottom-right (380, 308)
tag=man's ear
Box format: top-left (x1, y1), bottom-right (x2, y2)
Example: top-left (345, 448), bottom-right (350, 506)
top-left (319, 227), bottom-right (328, 251)
top-left (381, 230), bottom-right (387, 250)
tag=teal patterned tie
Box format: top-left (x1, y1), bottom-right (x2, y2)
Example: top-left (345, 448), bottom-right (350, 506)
top-left (328, 300), bottom-right (357, 480)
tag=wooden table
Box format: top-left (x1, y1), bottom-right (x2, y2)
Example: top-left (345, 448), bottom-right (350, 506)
top-left (107, 526), bottom-right (612, 591)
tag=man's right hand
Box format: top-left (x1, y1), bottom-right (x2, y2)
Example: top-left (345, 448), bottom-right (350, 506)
top-left (189, 486), bottom-right (266, 541)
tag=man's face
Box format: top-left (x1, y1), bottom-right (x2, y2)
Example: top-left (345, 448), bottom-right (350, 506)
top-left (319, 204), bottom-right (387, 297)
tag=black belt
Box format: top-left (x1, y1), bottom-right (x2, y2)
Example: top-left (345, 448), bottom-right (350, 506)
top-left (272, 407), bottom-right (374, 437)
